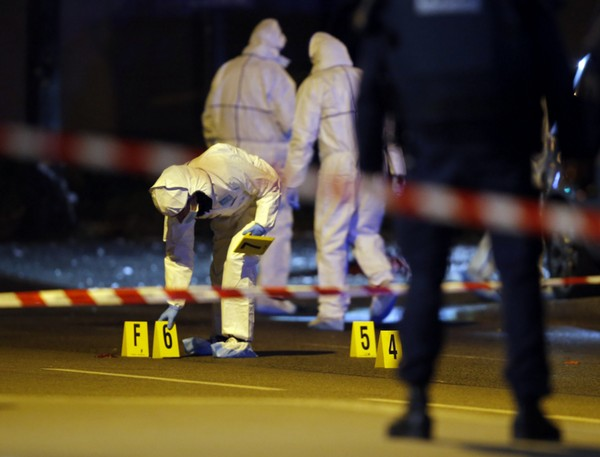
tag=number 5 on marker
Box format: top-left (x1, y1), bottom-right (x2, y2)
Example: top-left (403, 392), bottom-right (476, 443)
top-left (350, 321), bottom-right (377, 358)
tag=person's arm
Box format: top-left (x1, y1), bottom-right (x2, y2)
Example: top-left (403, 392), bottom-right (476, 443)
top-left (242, 156), bottom-right (281, 233)
top-left (284, 78), bottom-right (321, 188)
top-left (356, 34), bottom-right (389, 174)
top-left (384, 143), bottom-right (406, 195)
top-left (201, 67), bottom-right (226, 147)
top-left (533, 3), bottom-right (586, 160)
top-left (533, 3), bottom-right (596, 192)
top-left (157, 215), bottom-right (196, 329)
top-left (272, 70), bottom-right (297, 140)
top-left (164, 214), bottom-right (196, 293)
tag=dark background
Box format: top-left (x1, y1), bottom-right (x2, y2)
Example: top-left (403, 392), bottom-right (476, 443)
top-left (0, 0), bottom-right (599, 241)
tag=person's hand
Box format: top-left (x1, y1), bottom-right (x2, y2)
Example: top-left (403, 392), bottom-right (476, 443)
top-left (286, 187), bottom-right (300, 209)
top-left (158, 304), bottom-right (180, 330)
top-left (562, 157), bottom-right (596, 200)
top-left (243, 223), bottom-right (267, 237)
top-left (391, 175), bottom-right (406, 196)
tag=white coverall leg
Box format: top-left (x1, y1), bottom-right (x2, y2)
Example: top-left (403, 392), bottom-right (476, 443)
top-left (351, 175), bottom-right (395, 287)
top-left (250, 143), bottom-right (294, 286)
top-left (467, 232), bottom-right (496, 280)
top-left (241, 143), bottom-right (294, 292)
top-left (314, 155), bottom-right (356, 320)
top-left (259, 197), bottom-right (293, 286)
top-left (210, 203), bottom-right (258, 342)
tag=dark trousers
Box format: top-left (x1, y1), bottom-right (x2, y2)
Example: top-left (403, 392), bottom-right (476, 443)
top-left (398, 219), bottom-right (550, 401)
top-left (397, 139), bottom-right (551, 402)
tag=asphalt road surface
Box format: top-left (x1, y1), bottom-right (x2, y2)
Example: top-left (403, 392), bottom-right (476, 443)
top-left (1, 294), bottom-right (599, 457)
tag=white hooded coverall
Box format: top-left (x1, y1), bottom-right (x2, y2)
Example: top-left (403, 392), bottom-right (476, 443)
top-left (150, 143), bottom-right (280, 341)
top-left (284, 32), bottom-right (394, 321)
top-left (202, 18), bottom-right (296, 292)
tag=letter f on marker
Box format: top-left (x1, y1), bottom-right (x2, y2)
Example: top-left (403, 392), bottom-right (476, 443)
top-left (134, 323), bottom-right (141, 346)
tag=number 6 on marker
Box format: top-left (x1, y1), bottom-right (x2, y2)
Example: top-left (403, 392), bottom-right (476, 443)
top-left (152, 321), bottom-right (180, 359)
top-left (162, 323), bottom-right (173, 349)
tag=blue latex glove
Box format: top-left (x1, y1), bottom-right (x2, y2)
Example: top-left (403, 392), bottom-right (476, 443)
top-left (286, 187), bottom-right (300, 210)
top-left (158, 304), bottom-right (180, 330)
top-left (242, 223), bottom-right (266, 237)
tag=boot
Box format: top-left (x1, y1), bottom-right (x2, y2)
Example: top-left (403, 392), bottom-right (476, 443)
top-left (513, 400), bottom-right (561, 442)
top-left (388, 385), bottom-right (432, 439)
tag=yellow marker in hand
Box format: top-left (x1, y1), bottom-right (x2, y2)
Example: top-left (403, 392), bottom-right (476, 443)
top-left (234, 234), bottom-right (274, 255)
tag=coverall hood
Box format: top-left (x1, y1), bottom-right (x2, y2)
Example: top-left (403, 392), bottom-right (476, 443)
top-left (150, 165), bottom-right (213, 217)
top-left (243, 18), bottom-right (290, 67)
top-left (309, 32), bottom-right (353, 73)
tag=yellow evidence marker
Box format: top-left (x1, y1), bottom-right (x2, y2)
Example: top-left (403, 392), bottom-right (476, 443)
top-left (152, 321), bottom-right (180, 359)
top-left (234, 234), bottom-right (274, 255)
top-left (375, 330), bottom-right (402, 368)
top-left (121, 321), bottom-right (149, 357)
top-left (349, 321), bottom-right (377, 358)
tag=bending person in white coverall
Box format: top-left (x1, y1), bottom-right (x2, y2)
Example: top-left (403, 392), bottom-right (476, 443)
top-left (202, 18), bottom-right (297, 316)
top-left (150, 143), bottom-right (280, 358)
top-left (284, 32), bottom-right (397, 331)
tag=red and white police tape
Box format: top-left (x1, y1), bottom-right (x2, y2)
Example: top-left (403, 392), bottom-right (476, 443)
top-left (0, 123), bottom-right (200, 176)
top-left (1, 276), bottom-right (600, 308)
top-left (3, 123), bottom-right (600, 306)
top-left (386, 182), bottom-right (600, 243)
top-left (3, 123), bottom-right (600, 242)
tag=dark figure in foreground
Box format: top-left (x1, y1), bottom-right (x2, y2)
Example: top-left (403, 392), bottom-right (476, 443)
top-left (357, 0), bottom-right (591, 442)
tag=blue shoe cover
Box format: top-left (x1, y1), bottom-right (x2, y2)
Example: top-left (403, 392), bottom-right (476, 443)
top-left (308, 317), bottom-right (345, 331)
top-left (211, 337), bottom-right (258, 358)
top-left (370, 294), bottom-right (397, 324)
top-left (182, 337), bottom-right (213, 356)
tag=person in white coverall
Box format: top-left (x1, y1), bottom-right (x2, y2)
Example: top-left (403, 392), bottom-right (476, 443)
top-left (284, 32), bottom-right (397, 331)
top-left (149, 143), bottom-right (280, 358)
top-left (202, 18), bottom-right (297, 316)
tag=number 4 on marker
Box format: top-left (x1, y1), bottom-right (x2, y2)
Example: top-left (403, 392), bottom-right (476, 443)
top-left (375, 330), bottom-right (402, 368)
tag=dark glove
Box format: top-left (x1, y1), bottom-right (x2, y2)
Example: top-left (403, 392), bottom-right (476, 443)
top-left (242, 223), bottom-right (267, 237)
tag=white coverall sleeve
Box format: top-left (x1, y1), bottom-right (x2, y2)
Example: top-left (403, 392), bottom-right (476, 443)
top-left (201, 67), bottom-right (225, 147)
top-left (250, 171), bottom-right (281, 232)
top-left (163, 215), bottom-right (196, 307)
top-left (385, 143), bottom-right (406, 176)
top-left (272, 71), bottom-right (296, 140)
top-left (285, 78), bottom-right (321, 188)
top-left (253, 180), bottom-right (280, 232)
top-left (238, 151), bottom-right (281, 231)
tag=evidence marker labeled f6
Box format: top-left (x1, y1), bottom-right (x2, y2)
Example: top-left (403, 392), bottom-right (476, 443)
top-left (350, 321), bottom-right (377, 358)
top-left (375, 330), bottom-right (402, 368)
top-left (152, 321), bottom-right (180, 359)
top-left (121, 321), bottom-right (149, 357)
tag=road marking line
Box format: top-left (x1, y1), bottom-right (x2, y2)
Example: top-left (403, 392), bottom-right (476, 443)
top-left (442, 354), bottom-right (505, 361)
top-left (302, 342), bottom-right (348, 349)
top-left (0, 394), bottom-right (401, 415)
top-left (43, 368), bottom-right (284, 392)
top-left (363, 398), bottom-right (600, 425)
